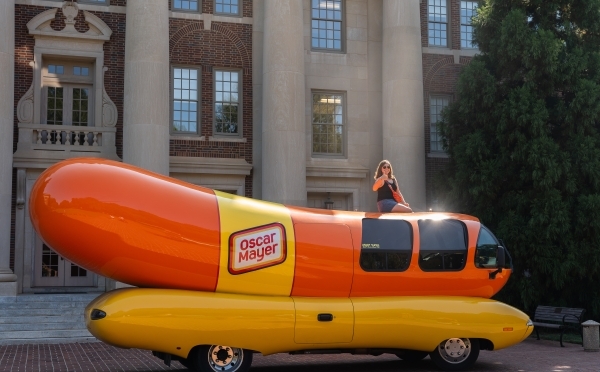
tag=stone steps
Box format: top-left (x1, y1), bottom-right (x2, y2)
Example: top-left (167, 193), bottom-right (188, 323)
top-left (0, 293), bottom-right (102, 345)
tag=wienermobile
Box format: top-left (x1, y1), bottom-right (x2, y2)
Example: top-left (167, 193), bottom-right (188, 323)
top-left (29, 158), bottom-right (533, 372)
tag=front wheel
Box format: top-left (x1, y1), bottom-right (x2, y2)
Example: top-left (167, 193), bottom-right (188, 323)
top-left (429, 338), bottom-right (479, 371)
top-left (193, 345), bottom-right (253, 372)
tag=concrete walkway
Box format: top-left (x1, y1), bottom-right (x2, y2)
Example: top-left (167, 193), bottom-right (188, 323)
top-left (0, 338), bottom-right (598, 371)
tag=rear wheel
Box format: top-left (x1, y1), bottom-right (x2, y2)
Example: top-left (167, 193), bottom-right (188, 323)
top-left (193, 345), bottom-right (253, 372)
top-left (395, 350), bottom-right (429, 362)
top-left (429, 338), bottom-right (479, 371)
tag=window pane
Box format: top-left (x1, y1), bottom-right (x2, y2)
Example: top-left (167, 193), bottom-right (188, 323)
top-left (311, 92), bottom-right (343, 154)
top-left (360, 219), bottom-right (412, 272)
top-left (430, 96), bottom-right (450, 152)
top-left (311, 0), bottom-right (343, 50)
top-left (460, 1), bottom-right (478, 48)
top-left (172, 68), bottom-right (199, 134)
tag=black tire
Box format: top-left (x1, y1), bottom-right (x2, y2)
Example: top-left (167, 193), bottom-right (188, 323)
top-left (193, 345), bottom-right (253, 372)
top-left (177, 357), bottom-right (194, 370)
top-left (429, 338), bottom-right (479, 371)
top-left (396, 350), bottom-right (429, 362)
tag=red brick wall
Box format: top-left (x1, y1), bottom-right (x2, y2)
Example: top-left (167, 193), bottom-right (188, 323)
top-left (169, 19), bottom-right (253, 196)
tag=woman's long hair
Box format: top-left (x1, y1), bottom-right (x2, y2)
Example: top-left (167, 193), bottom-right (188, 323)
top-left (374, 159), bottom-right (395, 180)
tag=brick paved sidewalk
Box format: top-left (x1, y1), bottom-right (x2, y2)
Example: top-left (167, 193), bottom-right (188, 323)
top-left (0, 337), bottom-right (598, 372)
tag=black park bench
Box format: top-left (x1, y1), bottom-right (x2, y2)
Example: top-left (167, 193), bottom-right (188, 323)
top-left (532, 305), bottom-right (586, 347)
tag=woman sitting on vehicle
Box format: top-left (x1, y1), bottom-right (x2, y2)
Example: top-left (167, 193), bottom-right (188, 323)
top-left (372, 160), bottom-right (412, 213)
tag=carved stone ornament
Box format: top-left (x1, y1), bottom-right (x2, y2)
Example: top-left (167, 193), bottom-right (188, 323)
top-left (27, 2), bottom-right (112, 40)
top-left (62, 1), bottom-right (79, 32)
top-left (17, 83), bottom-right (34, 124)
top-left (102, 67), bottom-right (118, 127)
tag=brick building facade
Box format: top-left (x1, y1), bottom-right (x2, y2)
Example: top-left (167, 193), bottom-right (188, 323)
top-left (0, 0), bottom-right (476, 296)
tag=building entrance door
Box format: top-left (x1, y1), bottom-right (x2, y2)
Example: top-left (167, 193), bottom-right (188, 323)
top-left (33, 237), bottom-right (95, 287)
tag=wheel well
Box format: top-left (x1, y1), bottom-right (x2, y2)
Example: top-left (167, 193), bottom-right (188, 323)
top-left (478, 338), bottom-right (494, 351)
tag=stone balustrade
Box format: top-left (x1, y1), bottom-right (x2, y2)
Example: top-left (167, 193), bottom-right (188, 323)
top-left (13, 124), bottom-right (119, 165)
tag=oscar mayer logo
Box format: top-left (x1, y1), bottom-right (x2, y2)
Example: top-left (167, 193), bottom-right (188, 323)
top-left (228, 223), bottom-right (287, 275)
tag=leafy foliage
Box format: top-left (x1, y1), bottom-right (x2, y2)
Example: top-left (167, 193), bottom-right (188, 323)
top-left (439, 0), bottom-right (600, 319)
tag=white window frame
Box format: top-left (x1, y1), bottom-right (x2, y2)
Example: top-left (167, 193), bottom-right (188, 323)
top-left (311, 91), bottom-right (346, 158)
top-left (171, 66), bottom-right (201, 136)
top-left (213, 68), bottom-right (243, 138)
top-left (214, 0), bottom-right (242, 17)
top-left (428, 0), bottom-right (449, 47)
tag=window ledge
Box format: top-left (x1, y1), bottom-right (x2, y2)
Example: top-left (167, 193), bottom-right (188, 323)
top-left (170, 135), bottom-right (206, 141)
top-left (209, 136), bottom-right (247, 143)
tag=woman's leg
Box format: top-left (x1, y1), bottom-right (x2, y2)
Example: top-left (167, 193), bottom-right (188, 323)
top-left (391, 203), bottom-right (413, 213)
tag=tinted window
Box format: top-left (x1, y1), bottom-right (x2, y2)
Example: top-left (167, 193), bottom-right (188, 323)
top-left (475, 225), bottom-right (512, 269)
top-left (418, 219), bottom-right (467, 271)
top-left (475, 225), bottom-right (498, 269)
top-left (360, 219), bottom-right (412, 272)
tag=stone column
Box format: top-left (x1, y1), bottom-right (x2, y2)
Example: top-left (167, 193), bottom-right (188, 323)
top-left (252, 0), bottom-right (264, 200)
top-left (261, 0), bottom-right (306, 206)
top-left (382, 0), bottom-right (426, 211)
top-left (0, 0), bottom-right (17, 295)
top-left (123, 0), bottom-right (170, 175)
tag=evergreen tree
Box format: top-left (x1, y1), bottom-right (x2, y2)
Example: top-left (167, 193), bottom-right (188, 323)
top-left (439, 0), bottom-right (600, 318)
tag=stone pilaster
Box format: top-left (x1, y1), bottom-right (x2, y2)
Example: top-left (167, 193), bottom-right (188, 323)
top-left (261, 0), bottom-right (306, 206)
top-left (0, 0), bottom-right (17, 295)
top-left (123, 0), bottom-right (170, 175)
top-left (252, 0), bottom-right (264, 200)
top-left (382, 0), bottom-right (426, 211)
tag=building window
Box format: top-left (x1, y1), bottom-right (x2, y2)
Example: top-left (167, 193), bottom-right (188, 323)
top-left (42, 61), bottom-right (93, 127)
top-left (214, 70), bottom-right (241, 135)
top-left (312, 92), bottom-right (344, 155)
top-left (172, 67), bottom-right (199, 134)
top-left (173, 0), bottom-right (200, 12)
top-left (215, 0), bottom-right (241, 16)
top-left (461, 1), bottom-right (478, 49)
top-left (311, 0), bottom-right (343, 51)
top-left (79, 0), bottom-right (109, 4)
top-left (428, 0), bottom-right (448, 47)
top-left (430, 96), bottom-right (450, 152)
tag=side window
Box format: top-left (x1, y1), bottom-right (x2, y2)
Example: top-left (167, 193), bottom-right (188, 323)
top-left (360, 219), bottom-right (412, 272)
top-left (418, 219), bottom-right (467, 271)
top-left (475, 225), bottom-right (512, 269)
top-left (475, 225), bottom-right (500, 268)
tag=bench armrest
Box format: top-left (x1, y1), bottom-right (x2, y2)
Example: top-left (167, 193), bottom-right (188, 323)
top-left (561, 314), bottom-right (581, 324)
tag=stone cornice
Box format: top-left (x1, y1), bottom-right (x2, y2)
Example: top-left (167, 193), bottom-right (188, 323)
top-left (27, 2), bottom-right (112, 41)
top-left (306, 163), bottom-right (370, 179)
top-left (169, 156), bottom-right (252, 176)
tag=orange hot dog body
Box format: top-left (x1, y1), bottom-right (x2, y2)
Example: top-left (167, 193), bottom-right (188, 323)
top-left (30, 158), bottom-right (510, 297)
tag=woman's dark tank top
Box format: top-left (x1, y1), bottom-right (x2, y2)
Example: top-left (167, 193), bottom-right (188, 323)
top-left (377, 179), bottom-right (397, 201)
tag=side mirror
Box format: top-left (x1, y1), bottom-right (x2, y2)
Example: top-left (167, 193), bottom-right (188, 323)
top-left (489, 245), bottom-right (505, 279)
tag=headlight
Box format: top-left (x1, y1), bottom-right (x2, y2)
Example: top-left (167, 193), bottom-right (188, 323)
top-left (526, 319), bottom-right (533, 327)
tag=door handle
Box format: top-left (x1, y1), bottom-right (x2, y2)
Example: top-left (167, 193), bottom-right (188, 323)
top-left (317, 313), bottom-right (333, 322)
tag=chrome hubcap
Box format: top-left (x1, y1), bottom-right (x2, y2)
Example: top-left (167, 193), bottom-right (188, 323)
top-left (438, 338), bottom-right (471, 364)
top-left (208, 345), bottom-right (243, 371)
